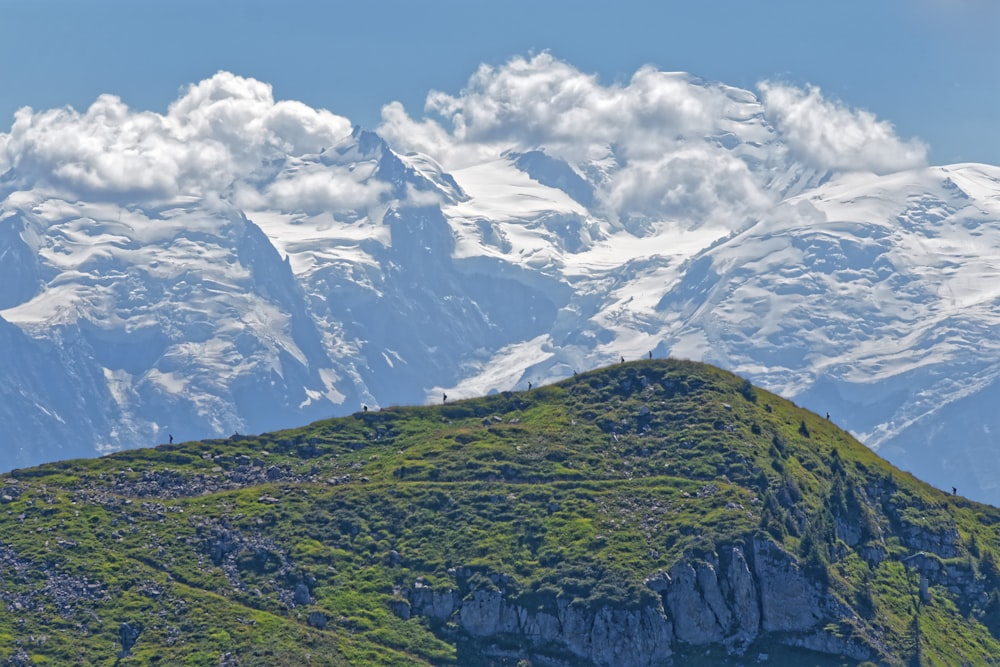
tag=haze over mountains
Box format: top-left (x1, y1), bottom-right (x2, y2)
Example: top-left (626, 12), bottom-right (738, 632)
top-left (2, 54), bottom-right (999, 505)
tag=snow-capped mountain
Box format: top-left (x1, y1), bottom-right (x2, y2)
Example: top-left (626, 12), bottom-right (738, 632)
top-left (432, 153), bottom-right (1000, 503)
top-left (3, 65), bottom-right (1000, 505)
top-left (658, 164), bottom-right (1000, 501)
top-left (0, 194), bottom-right (352, 460)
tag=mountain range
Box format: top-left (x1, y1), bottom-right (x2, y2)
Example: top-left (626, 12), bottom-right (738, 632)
top-left (2, 71), bottom-right (1000, 508)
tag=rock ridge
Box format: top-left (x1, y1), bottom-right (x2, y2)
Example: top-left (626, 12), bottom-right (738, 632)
top-left (398, 535), bottom-right (884, 666)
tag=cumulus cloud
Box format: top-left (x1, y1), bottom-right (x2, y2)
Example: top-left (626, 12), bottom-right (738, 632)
top-left (758, 81), bottom-right (928, 174)
top-left (379, 53), bottom-right (780, 227)
top-left (0, 71), bottom-right (354, 202)
top-left (167, 72), bottom-right (351, 170)
top-left (2, 97), bottom-right (181, 198)
top-left (602, 148), bottom-right (774, 228)
top-left (263, 164), bottom-right (390, 214)
top-left (380, 53), bottom-right (764, 168)
top-left (376, 54), bottom-right (933, 228)
top-left (0, 58), bottom-right (930, 230)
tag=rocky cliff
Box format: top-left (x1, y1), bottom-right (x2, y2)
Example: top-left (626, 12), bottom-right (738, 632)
top-left (401, 536), bottom-right (884, 666)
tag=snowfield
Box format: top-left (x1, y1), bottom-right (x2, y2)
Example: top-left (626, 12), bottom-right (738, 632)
top-left (3, 71), bottom-right (1000, 505)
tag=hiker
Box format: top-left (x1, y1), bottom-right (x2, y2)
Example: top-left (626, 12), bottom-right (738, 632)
top-left (443, 393), bottom-right (448, 403)
top-left (168, 434), bottom-right (173, 444)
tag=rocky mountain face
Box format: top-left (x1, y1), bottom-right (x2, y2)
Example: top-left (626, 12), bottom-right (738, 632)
top-left (0, 199), bottom-right (351, 461)
top-left (2, 361), bottom-right (1000, 665)
top-left (404, 537), bottom-right (875, 666)
top-left (3, 82), bottom-right (1000, 508)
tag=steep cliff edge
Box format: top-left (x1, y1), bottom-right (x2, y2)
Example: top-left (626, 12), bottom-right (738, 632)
top-left (402, 536), bottom-right (880, 665)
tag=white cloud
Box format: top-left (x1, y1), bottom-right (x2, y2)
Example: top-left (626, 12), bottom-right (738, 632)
top-left (0, 59), bottom-right (931, 230)
top-left (2, 97), bottom-right (181, 198)
top-left (167, 72), bottom-right (351, 168)
top-left (602, 147), bottom-right (773, 228)
top-left (263, 163), bottom-right (390, 214)
top-left (0, 71), bottom-right (354, 203)
top-left (381, 54), bottom-right (759, 167)
top-left (758, 81), bottom-right (928, 174)
top-left (378, 54), bottom-right (933, 227)
top-left (379, 101), bottom-right (494, 170)
top-left (379, 53), bottom-right (779, 227)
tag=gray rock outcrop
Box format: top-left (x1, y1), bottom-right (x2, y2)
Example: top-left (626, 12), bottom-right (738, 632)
top-left (410, 582), bottom-right (673, 667)
top-left (400, 536), bottom-right (884, 665)
top-left (750, 537), bottom-right (822, 632)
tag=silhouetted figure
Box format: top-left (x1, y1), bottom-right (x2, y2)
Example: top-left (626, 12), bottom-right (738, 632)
top-left (826, 412), bottom-right (830, 420)
top-left (443, 393), bottom-right (448, 403)
top-left (528, 382), bottom-right (532, 390)
top-left (620, 356), bottom-right (625, 364)
top-left (953, 487), bottom-right (957, 496)
top-left (648, 350), bottom-right (652, 359)
top-left (363, 405), bottom-right (368, 413)
top-left (168, 434), bottom-right (173, 444)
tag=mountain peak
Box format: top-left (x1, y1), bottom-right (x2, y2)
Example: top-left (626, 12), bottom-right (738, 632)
top-left (3, 359), bottom-right (999, 665)
top-left (349, 124), bottom-right (389, 157)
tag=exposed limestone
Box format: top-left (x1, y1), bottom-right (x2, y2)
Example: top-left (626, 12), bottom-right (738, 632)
top-left (722, 545), bottom-right (760, 643)
top-left (409, 581), bottom-right (459, 622)
top-left (408, 582), bottom-right (673, 667)
top-left (665, 561), bottom-right (724, 644)
top-left (400, 536), bottom-right (884, 665)
top-left (751, 537), bottom-right (822, 633)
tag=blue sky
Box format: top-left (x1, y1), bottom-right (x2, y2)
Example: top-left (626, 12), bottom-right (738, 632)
top-left (1, 0), bottom-right (998, 165)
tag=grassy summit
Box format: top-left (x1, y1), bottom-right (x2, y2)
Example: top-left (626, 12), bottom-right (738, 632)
top-left (2, 359), bottom-right (1000, 665)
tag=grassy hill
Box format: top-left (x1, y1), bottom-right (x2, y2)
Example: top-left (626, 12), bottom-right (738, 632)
top-left (3, 359), bottom-right (1000, 665)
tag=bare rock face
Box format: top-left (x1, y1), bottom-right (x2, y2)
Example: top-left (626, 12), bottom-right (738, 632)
top-left (724, 545), bottom-right (760, 643)
top-left (665, 561), bottom-right (726, 644)
top-left (750, 537), bottom-right (823, 632)
top-left (409, 582), bottom-right (674, 667)
top-left (662, 544), bottom-right (772, 653)
top-left (463, 590), bottom-right (674, 667)
top-left (401, 536), bottom-right (883, 666)
top-left (457, 589), bottom-right (515, 636)
top-left (587, 605), bottom-right (674, 667)
top-left (409, 582), bottom-right (459, 622)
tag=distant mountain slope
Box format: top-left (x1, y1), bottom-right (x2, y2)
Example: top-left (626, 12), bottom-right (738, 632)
top-left (432, 161), bottom-right (1000, 505)
top-left (4, 74), bottom-right (1000, 509)
top-left (653, 164), bottom-right (1000, 503)
top-left (0, 197), bottom-right (352, 463)
top-left (3, 360), bottom-right (1000, 666)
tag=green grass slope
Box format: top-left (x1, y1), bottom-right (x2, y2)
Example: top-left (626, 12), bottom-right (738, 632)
top-left (2, 359), bottom-right (1000, 665)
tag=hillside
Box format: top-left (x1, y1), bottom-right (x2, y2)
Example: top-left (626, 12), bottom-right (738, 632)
top-left (3, 359), bottom-right (1000, 666)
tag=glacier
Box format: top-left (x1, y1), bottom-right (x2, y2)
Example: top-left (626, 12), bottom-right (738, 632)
top-left (2, 70), bottom-right (1000, 506)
